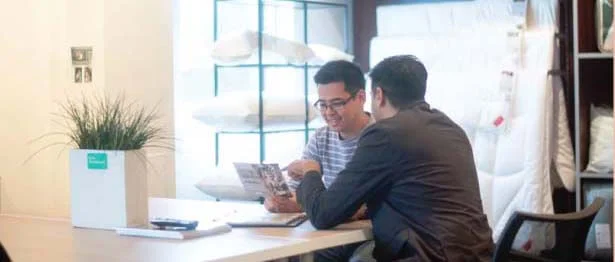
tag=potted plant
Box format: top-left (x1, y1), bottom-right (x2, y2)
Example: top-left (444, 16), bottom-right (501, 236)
top-left (30, 94), bottom-right (172, 230)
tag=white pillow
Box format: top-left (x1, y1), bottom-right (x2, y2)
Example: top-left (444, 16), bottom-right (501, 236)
top-left (211, 30), bottom-right (257, 63)
top-left (553, 84), bottom-right (575, 191)
top-left (211, 30), bottom-right (353, 66)
top-left (585, 105), bottom-right (614, 173)
top-left (192, 91), bottom-right (318, 132)
top-left (194, 166), bottom-right (261, 201)
top-left (308, 43), bottom-right (354, 64)
top-left (262, 34), bottom-right (314, 64)
top-left (211, 30), bottom-right (314, 65)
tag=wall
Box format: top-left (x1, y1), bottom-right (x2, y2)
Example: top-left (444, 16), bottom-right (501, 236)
top-left (103, 0), bottom-right (175, 200)
top-left (0, 0), bottom-right (69, 218)
top-left (0, 0), bottom-right (174, 218)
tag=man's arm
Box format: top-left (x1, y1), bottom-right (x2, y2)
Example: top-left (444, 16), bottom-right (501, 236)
top-left (296, 126), bottom-right (396, 229)
top-left (287, 132), bottom-right (321, 190)
top-left (267, 132), bottom-right (321, 213)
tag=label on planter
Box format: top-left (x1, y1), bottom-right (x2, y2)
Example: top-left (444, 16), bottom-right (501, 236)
top-left (87, 153), bottom-right (108, 170)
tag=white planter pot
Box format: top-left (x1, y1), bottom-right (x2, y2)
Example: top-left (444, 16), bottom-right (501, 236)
top-left (70, 149), bottom-right (148, 230)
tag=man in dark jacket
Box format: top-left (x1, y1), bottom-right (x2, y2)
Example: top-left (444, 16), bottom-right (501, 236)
top-left (291, 55), bottom-right (493, 261)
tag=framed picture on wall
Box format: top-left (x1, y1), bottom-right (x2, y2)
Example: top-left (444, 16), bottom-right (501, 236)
top-left (71, 47), bottom-right (92, 66)
top-left (84, 67), bottom-right (92, 83)
top-left (74, 67), bottom-right (83, 83)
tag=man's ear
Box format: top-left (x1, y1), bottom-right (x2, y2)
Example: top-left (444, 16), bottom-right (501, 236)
top-left (374, 87), bottom-right (385, 107)
top-left (356, 89), bottom-right (366, 103)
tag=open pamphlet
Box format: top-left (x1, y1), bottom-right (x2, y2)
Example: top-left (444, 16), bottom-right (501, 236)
top-left (233, 162), bottom-right (292, 198)
top-left (115, 222), bottom-right (231, 240)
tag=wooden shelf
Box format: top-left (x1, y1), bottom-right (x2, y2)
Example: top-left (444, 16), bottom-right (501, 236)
top-left (578, 52), bottom-right (613, 59)
top-left (580, 172), bottom-right (614, 179)
top-left (577, 59), bottom-right (613, 169)
top-left (571, 0), bottom-right (614, 223)
top-left (577, 0), bottom-right (600, 53)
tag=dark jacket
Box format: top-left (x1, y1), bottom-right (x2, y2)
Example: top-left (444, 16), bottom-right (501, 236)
top-left (297, 101), bottom-right (493, 261)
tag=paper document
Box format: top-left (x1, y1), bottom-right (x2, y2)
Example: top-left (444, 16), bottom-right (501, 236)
top-left (233, 162), bottom-right (292, 198)
top-left (116, 222), bottom-right (231, 240)
top-left (225, 210), bottom-right (307, 227)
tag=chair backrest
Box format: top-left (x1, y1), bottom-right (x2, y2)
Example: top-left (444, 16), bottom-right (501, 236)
top-left (493, 197), bottom-right (605, 262)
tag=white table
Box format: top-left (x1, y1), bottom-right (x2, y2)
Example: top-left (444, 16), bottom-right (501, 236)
top-left (0, 197), bottom-right (372, 262)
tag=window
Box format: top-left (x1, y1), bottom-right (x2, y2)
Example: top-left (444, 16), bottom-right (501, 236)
top-left (173, 0), bottom-right (350, 199)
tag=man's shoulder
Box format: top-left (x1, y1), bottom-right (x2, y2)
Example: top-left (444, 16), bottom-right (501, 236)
top-left (364, 119), bottom-right (395, 135)
top-left (310, 125), bottom-right (334, 140)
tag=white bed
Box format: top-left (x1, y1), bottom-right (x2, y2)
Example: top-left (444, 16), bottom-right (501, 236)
top-left (370, 0), bottom-right (573, 252)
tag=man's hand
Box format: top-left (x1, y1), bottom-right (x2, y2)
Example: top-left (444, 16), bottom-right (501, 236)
top-left (264, 192), bottom-right (302, 213)
top-left (286, 160), bottom-right (321, 180)
top-left (350, 204), bottom-right (368, 221)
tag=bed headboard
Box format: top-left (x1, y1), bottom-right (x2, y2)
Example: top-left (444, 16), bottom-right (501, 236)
top-left (352, 0), bottom-right (474, 72)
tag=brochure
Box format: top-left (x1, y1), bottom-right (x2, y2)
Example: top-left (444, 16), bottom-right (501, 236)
top-left (233, 162), bottom-right (292, 198)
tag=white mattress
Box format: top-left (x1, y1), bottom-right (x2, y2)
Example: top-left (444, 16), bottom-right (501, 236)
top-left (369, 27), bottom-right (574, 252)
top-left (376, 0), bottom-right (558, 37)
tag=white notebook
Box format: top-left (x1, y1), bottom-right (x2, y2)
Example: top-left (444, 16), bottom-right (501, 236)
top-left (115, 222), bottom-right (231, 240)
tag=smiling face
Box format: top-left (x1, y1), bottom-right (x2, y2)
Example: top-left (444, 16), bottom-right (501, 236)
top-left (315, 81), bottom-right (365, 133)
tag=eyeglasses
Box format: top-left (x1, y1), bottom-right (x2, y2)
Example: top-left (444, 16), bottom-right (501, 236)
top-left (313, 95), bottom-right (355, 112)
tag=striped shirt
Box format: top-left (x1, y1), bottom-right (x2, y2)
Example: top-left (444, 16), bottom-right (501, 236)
top-left (289, 116), bottom-right (374, 190)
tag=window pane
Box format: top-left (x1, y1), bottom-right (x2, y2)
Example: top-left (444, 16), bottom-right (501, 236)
top-left (264, 132), bottom-right (306, 165)
top-left (218, 134), bottom-right (260, 164)
top-left (307, 3), bottom-right (348, 51)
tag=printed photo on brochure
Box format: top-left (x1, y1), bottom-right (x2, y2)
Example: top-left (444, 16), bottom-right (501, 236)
top-left (233, 162), bottom-right (292, 198)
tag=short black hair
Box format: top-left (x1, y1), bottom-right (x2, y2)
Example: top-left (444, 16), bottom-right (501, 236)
top-left (314, 60), bottom-right (365, 96)
top-left (369, 55), bottom-right (427, 108)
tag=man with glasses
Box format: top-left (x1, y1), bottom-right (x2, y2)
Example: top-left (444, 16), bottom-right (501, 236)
top-left (265, 60), bottom-right (372, 216)
top-left (291, 55), bottom-right (493, 261)
top-left (264, 60), bottom-right (375, 261)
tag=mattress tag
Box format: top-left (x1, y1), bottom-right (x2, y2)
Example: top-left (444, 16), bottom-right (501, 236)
top-left (595, 223), bottom-right (612, 249)
top-left (493, 116), bottom-right (504, 127)
top-left (495, 70), bottom-right (515, 131)
top-left (510, 0), bottom-right (527, 67)
top-left (499, 70), bottom-right (515, 106)
top-left (505, 29), bottom-right (524, 67)
top-left (500, 71), bottom-right (514, 93)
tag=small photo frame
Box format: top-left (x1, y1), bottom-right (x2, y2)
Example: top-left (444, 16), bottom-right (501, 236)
top-left (84, 67), bottom-right (92, 83)
top-left (71, 47), bottom-right (93, 66)
top-left (74, 67), bottom-right (83, 83)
